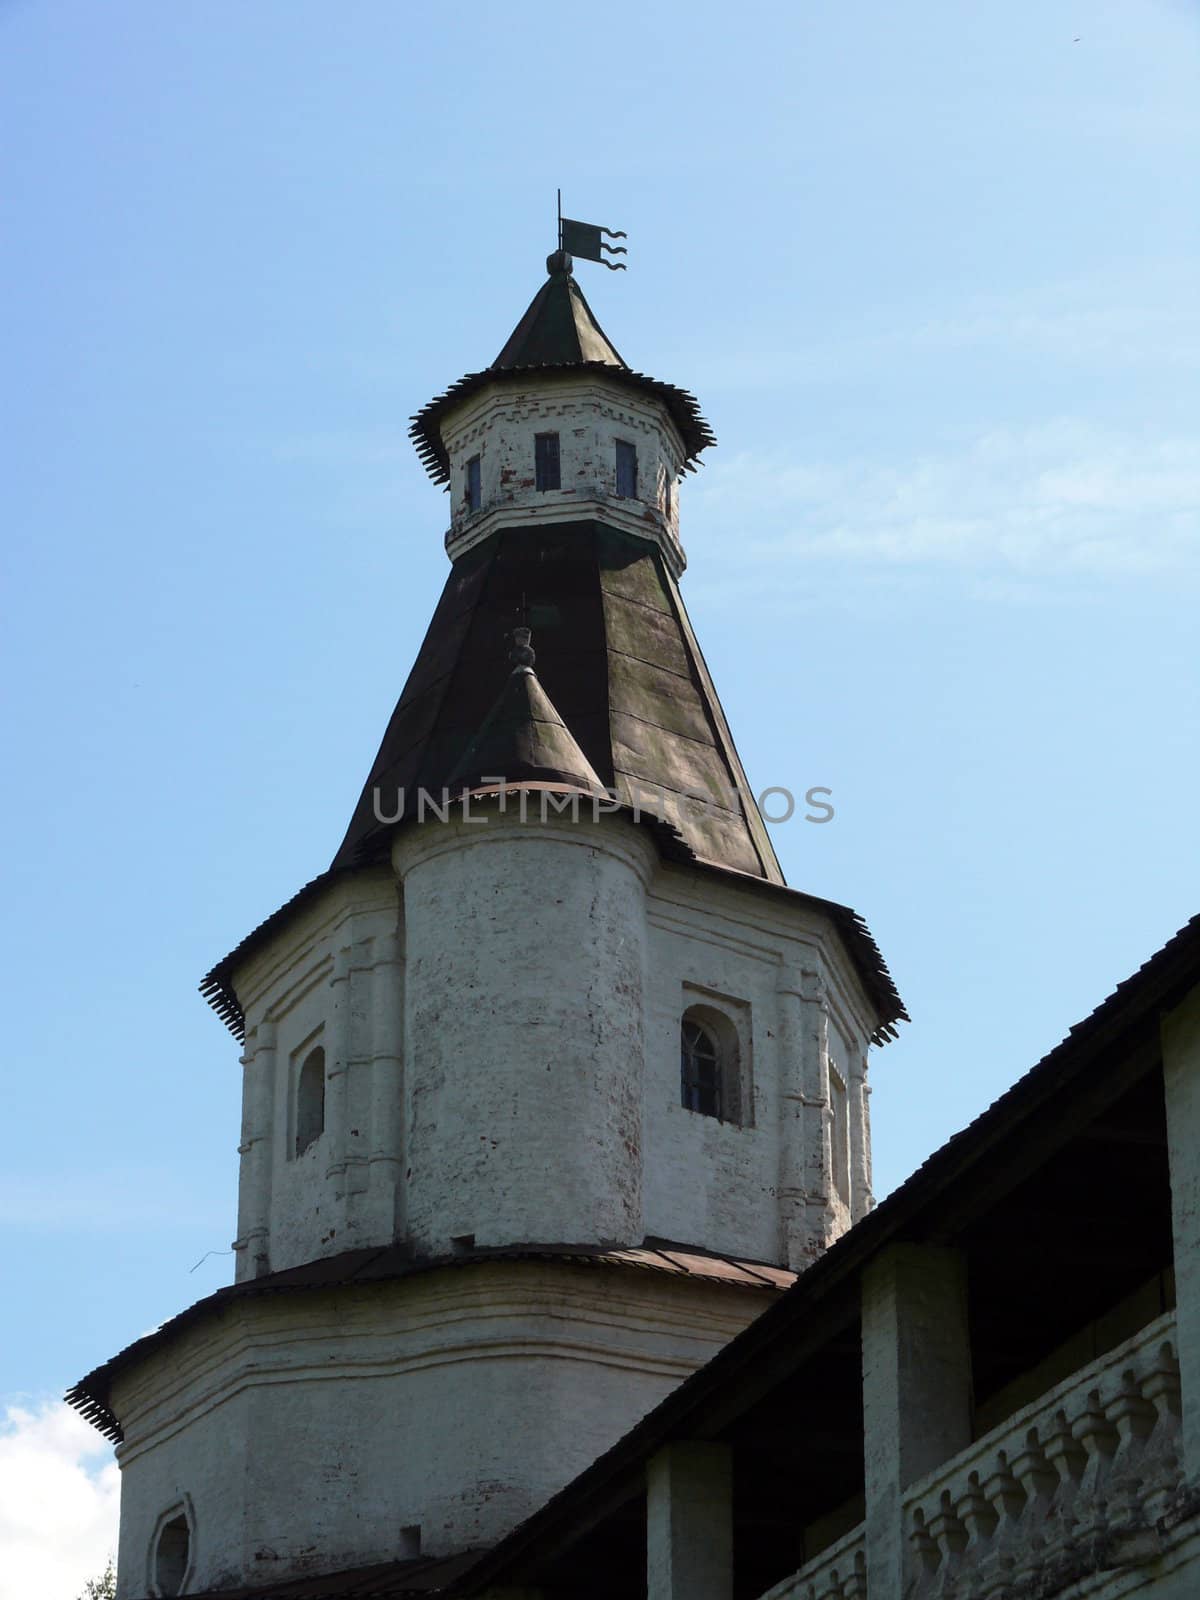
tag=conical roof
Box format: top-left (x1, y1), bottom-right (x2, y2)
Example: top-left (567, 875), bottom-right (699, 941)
top-left (491, 253), bottom-right (626, 369)
top-left (446, 630), bottom-right (605, 797)
top-left (409, 255), bottom-right (715, 485)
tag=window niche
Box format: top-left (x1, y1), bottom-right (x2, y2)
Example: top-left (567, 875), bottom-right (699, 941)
top-left (150, 1501), bottom-right (194, 1598)
top-left (294, 1043), bottom-right (326, 1158)
top-left (679, 995), bottom-right (749, 1125)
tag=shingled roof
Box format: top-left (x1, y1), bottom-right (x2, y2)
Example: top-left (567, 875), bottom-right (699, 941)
top-left (444, 629), bottom-right (604, 797)
top-left (330, 522), bottom-right (783, 881)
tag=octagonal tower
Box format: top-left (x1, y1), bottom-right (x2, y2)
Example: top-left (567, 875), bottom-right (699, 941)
top-left (71, 252), bottom-right (905, 1599)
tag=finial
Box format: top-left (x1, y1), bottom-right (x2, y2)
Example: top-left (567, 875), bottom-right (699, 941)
top-left (546, 250), bottom-right (573, 277)
top-left (509, 625), bottom-right (536, 672)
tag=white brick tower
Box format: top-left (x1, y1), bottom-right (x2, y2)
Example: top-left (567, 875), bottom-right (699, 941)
top-left (71, 251), bottom-right (904, 1600)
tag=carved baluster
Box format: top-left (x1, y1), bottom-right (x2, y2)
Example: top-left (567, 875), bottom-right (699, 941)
top-left (1105, 1366), bottom-right (1158, 1530)
top-left (842, 1548), bottom-right (868, 1600)
top-left (1140, 1341), bottom-right (1183, 1515)
top-left (1041, 1407), bottom-right (1087, 1549)
top-left (1008, 1430), bottom-right (1057, 1583)
top-left (927, 1489), bottom-right (968, 1596)
top-left (910, 1506), bottom-right (941, 1593)
top-left (1070, 1389), bottom-right (1120, 1537)
top-left (978, 1452), bottom-right (1024, 1599)
top-left (952, 1472), bottom-right (995, 1596)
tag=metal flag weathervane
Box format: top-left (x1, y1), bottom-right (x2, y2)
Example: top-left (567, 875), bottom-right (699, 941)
top-left (556, 189), bottom-right (627, 270)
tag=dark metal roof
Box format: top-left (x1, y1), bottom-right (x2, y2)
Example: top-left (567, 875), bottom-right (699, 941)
top-left (445, 657), bottom-right (604, 797)
top-left (436, 911), bottom-right (1200, 1597)
top-left (65, 1241), bottom-right (793, 1446)
top-left (410, 260), bottom-right (715, 484)
top-left (329, 523), bottom-right (783, 882)
top-left (492, 258), bottom-right (626, 369)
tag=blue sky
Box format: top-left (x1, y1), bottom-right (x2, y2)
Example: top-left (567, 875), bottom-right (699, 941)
top-left (1, 2), bottom-right (1198, 1587)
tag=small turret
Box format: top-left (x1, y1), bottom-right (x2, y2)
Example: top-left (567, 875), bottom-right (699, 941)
top-left (410, 251), bottom-right (714, 577)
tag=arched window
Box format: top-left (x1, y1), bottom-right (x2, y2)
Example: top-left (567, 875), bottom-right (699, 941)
top-left (154, 1510), bottom-right (191, 1596)
top-left (295, 1045), bottom-right (326, 1157)
top-left (680, 1002), bottom-right (746, 1123)
top-left (681, 1016), bottom-right (723, 1119)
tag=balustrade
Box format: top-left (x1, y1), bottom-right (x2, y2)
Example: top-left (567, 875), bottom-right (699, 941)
top-left (904, 1310), bottom-right (1181, 1597)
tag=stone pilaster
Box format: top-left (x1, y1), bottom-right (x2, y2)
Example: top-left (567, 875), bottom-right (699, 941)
top-left (861, 1244), bottom-right (972, 1598)
top-left (849, 1049), bottom-right (873, 1224)
top-left (646, 1441), bottom-right (733, 1600)
top-left (234, 1018), bottom-right (276, 1282)
top-left (342, 938), bottom-right (374, 1230)
top-left (367, 927), bottom-right (405, 1238)
top-left (776, 976), bottom-right (809, 1269)
top-left (800, 966), bottom-right (835, 1260)
top-left (324, 946), bottom-right (352, 1218)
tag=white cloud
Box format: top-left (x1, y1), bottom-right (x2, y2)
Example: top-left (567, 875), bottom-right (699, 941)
top-left (689, 421), bottom-right (1200, 586)
top-left (0, 1400), bottom-right (119, 1600)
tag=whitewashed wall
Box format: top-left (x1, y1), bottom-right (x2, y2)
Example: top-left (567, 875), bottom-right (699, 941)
top-left (232, 817), bottom-right (878, 1281)
top-left (394, 814), bottom-right (655, 1253)
top-left (110, 1263), bottom-right (767, 1595)
top-left (440, 374), bottom-right (688, 575)
top-left (232, 818), bottom-right (878, 1280)
top-left (232, 869), bottom-right (403, 1281)
top-left (643, 865), bottom-right (874, 1268)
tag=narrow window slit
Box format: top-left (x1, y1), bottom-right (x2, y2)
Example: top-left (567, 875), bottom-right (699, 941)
top-left (535, 432), bottom-right (561, 491)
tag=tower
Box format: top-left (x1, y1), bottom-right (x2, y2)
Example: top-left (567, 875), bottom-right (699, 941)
top-left (71, 251), bottom-right (904, 1599)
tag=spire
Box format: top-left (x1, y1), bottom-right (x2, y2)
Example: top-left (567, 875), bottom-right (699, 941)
top-left (490, 252), bottom-right (626, 370)
top-left (446, 624), bottom-right (605, 798)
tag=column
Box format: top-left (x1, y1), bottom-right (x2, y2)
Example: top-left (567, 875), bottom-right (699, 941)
top-left (234, 1019), bottom-right (276, 1282)
top-left (861, 1244), bottom-right (972, 1598)
top-left (1163, 984), bottom-right (1200, 1481)
top-left (646, 1442), bottom-right (733, 1600)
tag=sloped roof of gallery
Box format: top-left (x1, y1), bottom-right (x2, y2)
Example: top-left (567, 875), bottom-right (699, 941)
top-left (445, 626), bottom-right (605, 797)
top-left (410, 253), bottom-right (716, 484)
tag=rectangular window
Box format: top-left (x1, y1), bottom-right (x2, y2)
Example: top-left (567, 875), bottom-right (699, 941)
top-left (465, 455), bottom-right (481, 512)
top-left (615, 440), bottom-right (638, 499)
top-left (664, 472), bottom-right (673, 518)
top-left (534, 432), bottom-right (561, 491)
